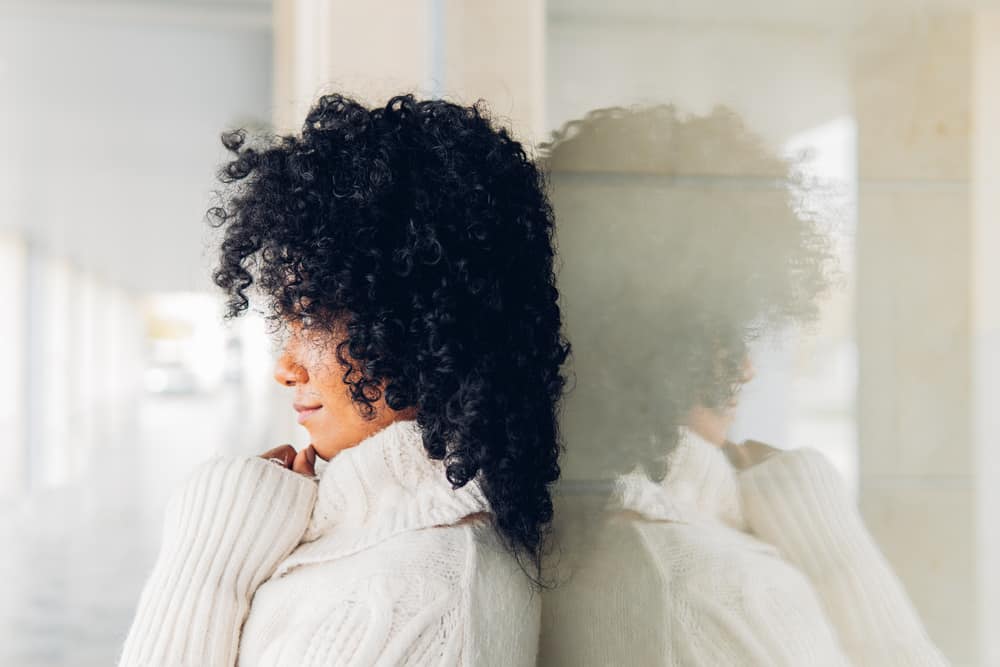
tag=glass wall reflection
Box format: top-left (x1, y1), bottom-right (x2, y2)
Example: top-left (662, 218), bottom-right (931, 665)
top-left (536, 103), bottom-right (948, 665)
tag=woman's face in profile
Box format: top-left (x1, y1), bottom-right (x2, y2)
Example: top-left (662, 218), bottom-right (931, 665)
top-left (272, 320), bottom-right (410, 460)
top-left (686, 354), bottom-right (756, 446)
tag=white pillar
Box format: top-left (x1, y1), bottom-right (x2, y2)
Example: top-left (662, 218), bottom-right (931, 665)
top-left (272, 0), bottom-right (544, 144)
top-left (0, 232), bottom-right (27, 500)
top-left (440, 0), bottom-right (545, 146)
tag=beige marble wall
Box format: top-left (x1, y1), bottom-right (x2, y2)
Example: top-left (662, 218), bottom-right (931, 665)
top-left (854, 12), bottom-right (1000, 664)
top-left (972, 13), bottom-right (1000, 666)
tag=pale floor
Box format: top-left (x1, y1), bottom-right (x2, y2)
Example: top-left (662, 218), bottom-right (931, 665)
top-left (0, 389), bottom-right (252, 666)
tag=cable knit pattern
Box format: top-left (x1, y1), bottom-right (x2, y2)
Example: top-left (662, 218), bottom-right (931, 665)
top-left (539, 427), bottom-right (947, 666)
top-left (117, 419), bottom-right (538, 666)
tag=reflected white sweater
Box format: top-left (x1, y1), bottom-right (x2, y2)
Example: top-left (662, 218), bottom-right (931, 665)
top-left (116, 419), bottom-right (538, 666)
top-left (539, 428), bottom-right (949, 666)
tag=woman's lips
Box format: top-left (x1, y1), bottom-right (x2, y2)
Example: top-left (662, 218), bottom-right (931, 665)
top-left (294, 404), bottom-right (323, 424)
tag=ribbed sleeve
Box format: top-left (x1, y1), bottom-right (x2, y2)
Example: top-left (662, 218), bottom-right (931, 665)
top-left (116, 455), bottom-right (318, 667)
top-left (738, 449), bottom-right (949, 667)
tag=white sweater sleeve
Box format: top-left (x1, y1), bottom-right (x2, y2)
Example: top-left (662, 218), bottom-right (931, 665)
top-left (116, 455), bottom-right (318, 667)
top-left (738, 449), bottom-right (949, 667)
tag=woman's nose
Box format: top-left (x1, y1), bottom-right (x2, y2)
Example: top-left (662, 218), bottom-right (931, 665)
top-left (273, 351), bottom-right (308, 387)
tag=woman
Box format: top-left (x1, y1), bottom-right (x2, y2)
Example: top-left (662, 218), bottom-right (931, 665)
top-left (117, 93), bottom-right (571, 666)
top-left (536, 104), bottom-right (948, 665)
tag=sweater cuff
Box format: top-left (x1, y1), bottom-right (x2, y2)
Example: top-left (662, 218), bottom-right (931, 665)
top-left (118, 455), bottom-right (318, 667)
top-left (738, 448), bottom-right (946, 666)
top-left (738, 448), bottom-right (855, 565)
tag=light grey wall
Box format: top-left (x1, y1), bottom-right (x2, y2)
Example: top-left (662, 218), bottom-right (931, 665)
top-left (0, 3), bottom-right (272, 293)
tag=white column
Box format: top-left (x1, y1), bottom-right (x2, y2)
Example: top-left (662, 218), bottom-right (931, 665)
top-left (273, 0), bottom-right (431, 134)
top-left (440, 0), bottom-right (545, 146)
top-left (0, 233), bottom-right (27, 500)
top-left (272, 0), bottom-right (544, 143)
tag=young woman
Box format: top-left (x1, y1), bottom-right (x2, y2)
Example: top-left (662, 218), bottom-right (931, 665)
top-left (117, 93), bottom-right (571, 666)
top-left (536, 104), bottom-right (948, 666)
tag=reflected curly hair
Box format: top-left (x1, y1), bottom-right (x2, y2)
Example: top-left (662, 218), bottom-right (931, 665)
top-left (539, 104), bottom-right (838, 478)
top-left (206, 93), bottom-right (572, 585)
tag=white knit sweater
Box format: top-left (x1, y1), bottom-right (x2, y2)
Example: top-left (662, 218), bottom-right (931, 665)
top-left (539, 428), bottom-right (949, 666)
top-left (117, 419), bottom-right (539, 666)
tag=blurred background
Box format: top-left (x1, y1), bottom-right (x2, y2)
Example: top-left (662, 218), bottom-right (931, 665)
top-left (0, 0), bottom-right (993, 664)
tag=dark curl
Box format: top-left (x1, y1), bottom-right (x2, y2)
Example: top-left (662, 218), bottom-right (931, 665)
top-left (206, 93), bottom-right (572, 585)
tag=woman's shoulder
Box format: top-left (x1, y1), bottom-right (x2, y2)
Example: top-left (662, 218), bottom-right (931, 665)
top-left (279, 517), bottom-right (528, 593)
top-left (246, 519), bottom-right (539, 667)
top-left (376, 517), bottom-right (536, 601)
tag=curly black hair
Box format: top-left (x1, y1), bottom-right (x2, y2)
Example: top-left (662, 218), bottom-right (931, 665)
top-left (206, 93), bottom-right (572, 586)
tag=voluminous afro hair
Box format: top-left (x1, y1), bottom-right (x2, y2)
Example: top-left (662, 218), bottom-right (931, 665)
top-left (538, 104), bottom-right (838, 479)
top-left (207, 93), bottom-right (572, 585)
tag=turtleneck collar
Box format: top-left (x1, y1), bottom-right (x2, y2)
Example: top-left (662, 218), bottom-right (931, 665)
top-left (611, 426), bottom-right (747, 531)
top-left (273, 418), bottom-right (490, 579)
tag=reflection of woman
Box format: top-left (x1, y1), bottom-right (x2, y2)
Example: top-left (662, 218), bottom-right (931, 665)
top-left (538, 105), bottom-right (947, 665)
top-left (117, 93), bottom-right (571, 666)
